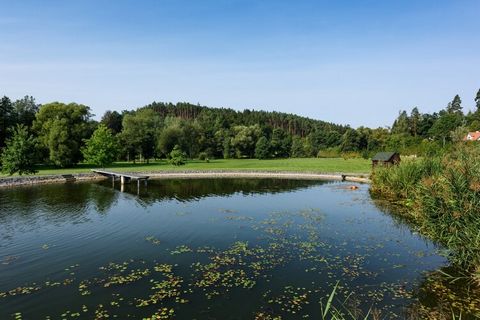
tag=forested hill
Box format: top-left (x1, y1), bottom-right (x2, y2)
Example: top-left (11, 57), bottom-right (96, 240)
top-left (140, 101), bottom-right (348, 138)
top-left (1, 89), bottom-right (479, 171)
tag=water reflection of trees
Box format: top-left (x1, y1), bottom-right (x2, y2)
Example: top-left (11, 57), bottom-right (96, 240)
top-left (0, 178), bottom-right (325, 235)
top-left (1, 183), bottom-right (118, 212)
top-left (103, 178), bottom-right (327, 204)
top-left (0, 182), bottom-right (119, 235)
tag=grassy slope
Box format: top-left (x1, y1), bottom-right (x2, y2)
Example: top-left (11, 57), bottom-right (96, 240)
top-left (0, 158), bottom-right (371, 177)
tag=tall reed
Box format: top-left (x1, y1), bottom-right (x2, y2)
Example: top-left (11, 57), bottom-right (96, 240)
top-left (371, 145), bottom-right (480, 273)
top-left (370, 156), bottom-right (442, 203)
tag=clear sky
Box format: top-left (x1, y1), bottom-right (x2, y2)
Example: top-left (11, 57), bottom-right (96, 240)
top-left (1, 0), bottom-right (479, 127)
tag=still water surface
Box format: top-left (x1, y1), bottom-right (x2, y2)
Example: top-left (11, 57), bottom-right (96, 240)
top-left (0, 179), bottom-right (446, 319)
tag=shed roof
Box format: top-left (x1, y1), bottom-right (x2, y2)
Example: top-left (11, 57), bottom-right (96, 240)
top-left (372, 152), bottom-right (398, 161)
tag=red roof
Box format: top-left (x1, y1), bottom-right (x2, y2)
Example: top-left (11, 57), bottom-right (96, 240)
top-left (464, 131), bottom-right (480, 141)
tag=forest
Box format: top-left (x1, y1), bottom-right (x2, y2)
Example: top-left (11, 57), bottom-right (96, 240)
top-left (0, 89), bottom-right (480, 173)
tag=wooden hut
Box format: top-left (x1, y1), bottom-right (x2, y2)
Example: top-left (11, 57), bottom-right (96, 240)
top-left (372, 152), bottom-right (400, 167)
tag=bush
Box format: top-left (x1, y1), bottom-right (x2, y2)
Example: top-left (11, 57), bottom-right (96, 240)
top-left (168, 145), bottom-right (186, 166)
top-left (316, 148), bottom-right (340, 158)
top-left (198, 152), bottom-right (208, 161)
top-left (361, 150), bottom-right (371, 159)
top-left (340, 151), bottom-right (361, 160)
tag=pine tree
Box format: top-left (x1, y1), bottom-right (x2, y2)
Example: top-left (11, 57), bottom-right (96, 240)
top-left (410, 107), bottom-right (421, 136)
top-left (475, 89), bottom-right (480, 111)
top-left (101, 110), bottom-right (123, 134)
top-left (447, 95), bottom-right (462, 114)
top-left (391, 111), bottom-right (410, 135)
top-left (0, 96), bottom-right (15, 149)
top-left (13, 95), bottom-right (39, 127)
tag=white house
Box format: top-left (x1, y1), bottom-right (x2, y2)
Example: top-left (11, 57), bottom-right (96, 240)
top-left (464, 131), bottom-right (480, 141)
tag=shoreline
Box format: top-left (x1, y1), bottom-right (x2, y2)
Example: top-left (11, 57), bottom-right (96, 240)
top-left (0, 170), bottom-right (370, 188)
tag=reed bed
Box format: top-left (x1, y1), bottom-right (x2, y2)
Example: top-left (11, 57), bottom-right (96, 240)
top-left (371, 144), bottom-right (480, 276)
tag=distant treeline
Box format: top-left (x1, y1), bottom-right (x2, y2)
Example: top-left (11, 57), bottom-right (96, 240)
top-left (0, 89), bottom-right (479, 170)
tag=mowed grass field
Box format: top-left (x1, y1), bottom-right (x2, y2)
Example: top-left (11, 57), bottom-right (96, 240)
top-left (1, 158), bottom-right (372, 177)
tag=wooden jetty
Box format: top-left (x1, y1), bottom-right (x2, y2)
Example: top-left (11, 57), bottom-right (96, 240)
top-left (92, 170), bottom-right (149, 192)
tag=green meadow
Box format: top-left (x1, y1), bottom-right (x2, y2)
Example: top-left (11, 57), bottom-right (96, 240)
top-left (0, 158), bottom-right (371, 177)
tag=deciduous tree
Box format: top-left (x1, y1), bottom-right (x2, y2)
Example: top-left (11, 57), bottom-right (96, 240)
top-left (33, 102), bottom-right (92, 167)
top-left (340, 129), bottom-right (361, 152)
top-left (157, 125), bottom-right (183, 157)
top-left (231, 125), bottom-right (261, 158)
top-left (82, 124), bottom-right (119, 167)
top-left (291, 136), bottom-right (306, 157)
top-left (118, 109), bottom-right (160, 162)
top-left (1, 124), bottom-right (38, 175)
top-left (255, 136), bottom-right (271, 159)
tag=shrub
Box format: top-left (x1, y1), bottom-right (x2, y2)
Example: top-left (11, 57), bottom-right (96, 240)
top-left (198, 152), bottom-right (208, 161)
top-left (361, 150), bottom-right (371, 159)
top-left (316, 148), bottom-right (340, 158)
top-left (168, 145), bottom-right (186, 166)
top-left (340, 151), bottom-right (361, 160)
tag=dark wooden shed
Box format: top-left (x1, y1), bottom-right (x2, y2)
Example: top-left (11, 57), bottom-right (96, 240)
top-left (372, 152), bottom-right (400, 167)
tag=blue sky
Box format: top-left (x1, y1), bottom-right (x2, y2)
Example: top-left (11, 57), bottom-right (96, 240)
top-left (1, 0), bottom-right (479, 127)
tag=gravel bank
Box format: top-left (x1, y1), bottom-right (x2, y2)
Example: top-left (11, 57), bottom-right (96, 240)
top-left (0, 170), bottom-right (370, 188)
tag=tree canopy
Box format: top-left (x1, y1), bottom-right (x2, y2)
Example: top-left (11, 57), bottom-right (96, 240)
top-left (0, 96), bottom-right (15, 149)
top-left (1, 124), bottom-right (38, 175)
top-left (33, 102), bottom-right (92, 167)
top-left (1, 88), bottom-right (479, 172)
top-left (82, 124), bottom-right (119, 167)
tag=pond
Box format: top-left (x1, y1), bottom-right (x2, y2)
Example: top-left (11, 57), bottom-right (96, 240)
top-left (0, 178), bottom-right (447, 319)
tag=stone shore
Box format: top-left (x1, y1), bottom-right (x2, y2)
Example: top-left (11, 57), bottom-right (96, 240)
top-left (0, 173), bottom-right (104, 188)
top-left (0, 170), bottom-right (370, 188)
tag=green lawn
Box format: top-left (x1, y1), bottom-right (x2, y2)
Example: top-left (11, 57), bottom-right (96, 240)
top-left (1, 158), bottom-right (372, 177)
